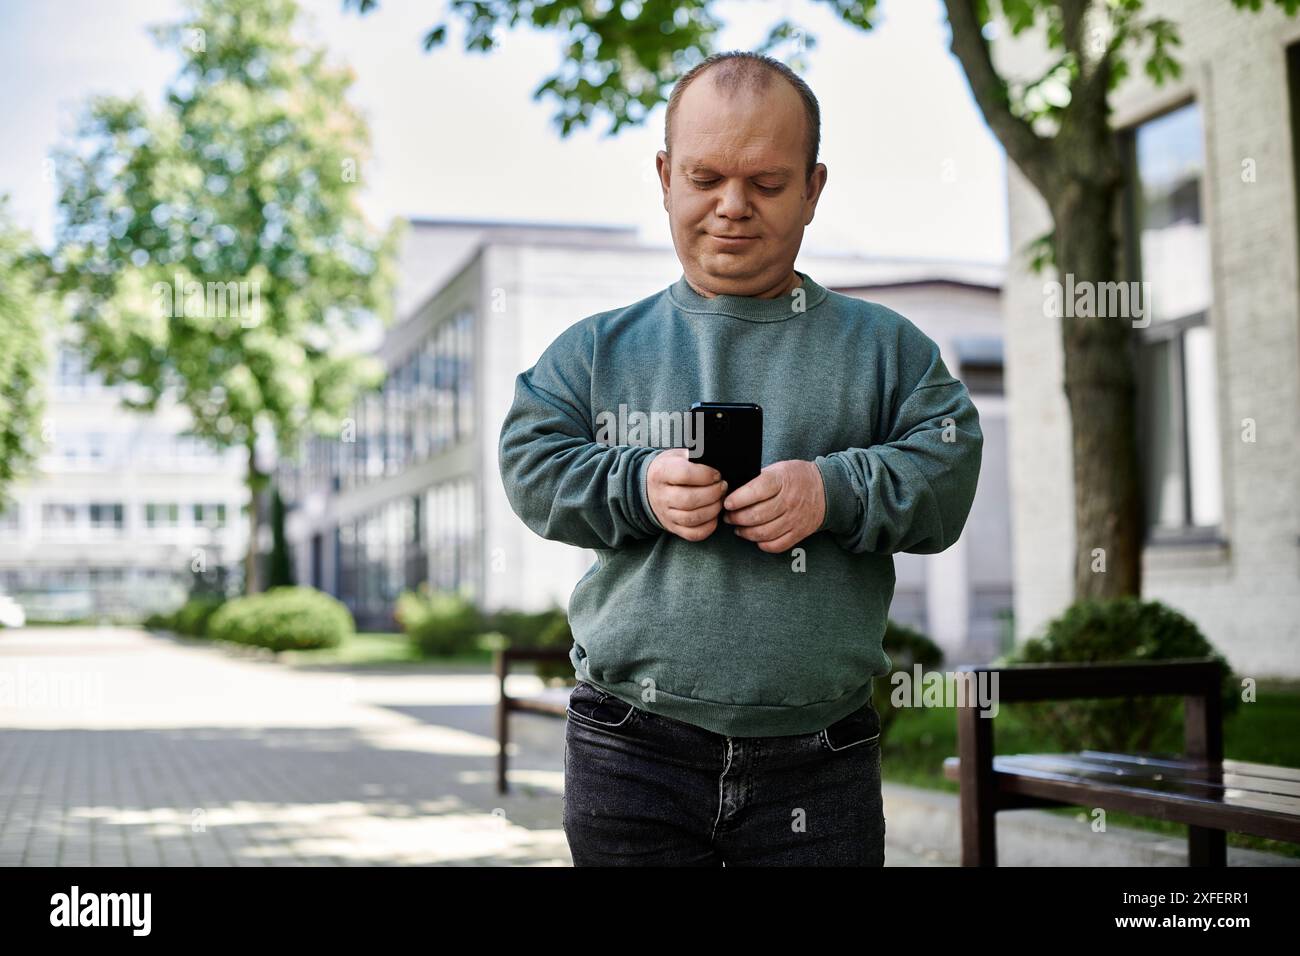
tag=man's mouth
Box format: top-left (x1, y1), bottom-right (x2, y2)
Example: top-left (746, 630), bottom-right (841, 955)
top-left (708, 233), bottom-right (758, 246)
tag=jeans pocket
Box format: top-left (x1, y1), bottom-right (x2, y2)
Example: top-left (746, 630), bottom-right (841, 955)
top-left (819, 697), bottom-right (882, 752)
top-left (566, 680), bottom-right (637, 730)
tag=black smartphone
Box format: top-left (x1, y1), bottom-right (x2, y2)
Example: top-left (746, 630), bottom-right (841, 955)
top-left (688, 401), bottom-right (763, 492)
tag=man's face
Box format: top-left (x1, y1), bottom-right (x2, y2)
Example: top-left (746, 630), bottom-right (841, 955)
top-left (657, 74), bottom-right (827, 298)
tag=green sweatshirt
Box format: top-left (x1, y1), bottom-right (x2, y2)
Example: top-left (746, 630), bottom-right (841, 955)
top-left (497, 269), bottom-right (983, 737)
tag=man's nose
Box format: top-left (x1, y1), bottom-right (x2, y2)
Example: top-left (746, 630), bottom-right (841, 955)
top-left (715, 179), bottom-right (751, 219)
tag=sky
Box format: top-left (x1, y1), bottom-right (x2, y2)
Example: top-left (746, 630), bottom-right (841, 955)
top-left (0, 0), bottom-right (1009, 265)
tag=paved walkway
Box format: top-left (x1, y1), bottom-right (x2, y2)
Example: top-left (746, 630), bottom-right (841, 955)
top-left (0, 626), bottom-right (571, 866)
top-left (1, 626), bottom-right (950, 866)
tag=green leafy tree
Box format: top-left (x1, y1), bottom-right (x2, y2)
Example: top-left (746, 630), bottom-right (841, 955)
top-left (0, 197), bottom-right (47, 508)
top-left (52, 0), bottom-right (400, 593)
top-left (350, 0), bottom-right (1297, 600)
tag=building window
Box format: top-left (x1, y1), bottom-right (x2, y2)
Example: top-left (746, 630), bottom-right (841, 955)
top-left (1288, 41), bottom-right (1300, 281)
top-left (954, 336), bottom-right (1004, 396)
top-left (435, 319), bottom-right (456, 454)
top-left (86, 432), bottom-right (107, 467)
top-left (1120, 100), bottom-right (1224, 540)
top-left (337, 523), bottom-right (357, 612)
top-left (0, 504), bottom-right (20, 532)
top-left (89, 503), bottom-right (125, 530)
top-left (364, 389), bottom-right (385, 482)
top-left (194, 503), bottom-right (227, 528)
top-left (42, 503), bottom-right (80, 532)
top-left (54, 345), bottom-right (105, 393)
top-left (146, 503), bottom-right (180, 528)
top-left (455, 309), bottom-right (474, 444)
top-left (425, 475), bottom-right (477, 598)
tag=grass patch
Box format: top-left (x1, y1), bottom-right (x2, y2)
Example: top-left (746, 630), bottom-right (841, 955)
top-left (278, 631), bottom-right (495, 667)
top-left (881, 679), bottom-right (1300, 860)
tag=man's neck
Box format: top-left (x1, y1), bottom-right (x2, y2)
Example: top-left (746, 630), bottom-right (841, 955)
top-left (686, 270), bottom-right (802, 300)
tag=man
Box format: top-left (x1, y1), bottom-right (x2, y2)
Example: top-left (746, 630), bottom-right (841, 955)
top-left (498, 51), bottom-right (983, 866)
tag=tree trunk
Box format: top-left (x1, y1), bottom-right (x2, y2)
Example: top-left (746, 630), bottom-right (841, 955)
top-left (939, 0), bottom-right (1143, 603)
top-left (245, 442), bottom-right (263, 595)
top-left (1052, 179), bottom-right (1143, 599)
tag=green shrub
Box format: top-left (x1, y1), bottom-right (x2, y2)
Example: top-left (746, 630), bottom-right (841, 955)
top-left (484, 606), bottom-right (567, 647)
top-left (395, 587), bottom-right (484, 657)
top-left (535, 613), bottom-right (574, 683)
top-left (172, 597), bottom-right (226, 637)
top-left (208, 586), bottom-right (352, 652)
top-left (142, 611), bottom-right (176, 631)
top-left (1004, 596), bottom-right (1238, 754)
top-left (874, 619), bottom-right (944, 738)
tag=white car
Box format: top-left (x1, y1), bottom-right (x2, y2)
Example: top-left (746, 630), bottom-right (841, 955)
top-left (0, 594), bottom-right (26, 629)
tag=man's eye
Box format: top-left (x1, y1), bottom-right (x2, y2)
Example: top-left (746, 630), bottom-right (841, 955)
top-left (687, 177), bottom-right (781, 193)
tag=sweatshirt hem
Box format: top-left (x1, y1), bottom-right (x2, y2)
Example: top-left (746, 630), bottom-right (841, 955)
top-left (585, 676), bottom-right (877, 738)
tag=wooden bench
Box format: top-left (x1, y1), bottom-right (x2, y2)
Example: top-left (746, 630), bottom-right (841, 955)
top-left (942, 659), bottom-right (1300, 866)
top-left (494, 647), bottom-right (575, 794)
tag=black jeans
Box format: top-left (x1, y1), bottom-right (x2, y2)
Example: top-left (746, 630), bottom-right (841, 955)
top-left (562, 680), bottom-right (885, 866)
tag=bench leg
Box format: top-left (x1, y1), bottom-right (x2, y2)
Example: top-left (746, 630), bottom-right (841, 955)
top-left (958, 777), bottom-right (998, 866)
top-left (1184, 682), bottom-right (1225, 866)
top-left (957, 696), bottom-right (997, 866)
top-left (496, 699), bottom-right (509, 795)
top-left (1188, 826), bottom-right (1226, 866)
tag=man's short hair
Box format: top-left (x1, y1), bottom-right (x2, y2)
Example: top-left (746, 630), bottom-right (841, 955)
top-left (664, 50), bottom-right (821, 181)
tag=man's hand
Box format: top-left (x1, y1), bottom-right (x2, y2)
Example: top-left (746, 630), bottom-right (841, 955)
top-left (646, 448), bottom-right (728, 542)
top-left (722, 459), bottom-right (826, 553)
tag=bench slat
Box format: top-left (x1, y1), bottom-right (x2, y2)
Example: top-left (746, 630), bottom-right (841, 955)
top-left (992, 758), bottom-right (1300, 841)
top-left (997, 755), bottom-right (1300, 811)
top-left (1076, 750), bottom-right (1300, 786)
top-left (1004, 770), bottom-right (1300, 842)
top-left (942, 754), bottom-right (1300, 843)
top-left (1008, 753), bottom-right (1300, 799)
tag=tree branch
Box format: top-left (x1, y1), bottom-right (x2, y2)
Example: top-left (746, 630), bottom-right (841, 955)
top-left (942, 0), bottom-right (1056, 197)
top-left (1057, 0), bottom-right (1088, 64)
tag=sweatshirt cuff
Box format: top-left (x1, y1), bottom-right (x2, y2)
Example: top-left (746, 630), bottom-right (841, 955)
top-left (638, 448), bottom-right (666, 532)
top-left (814, 454), bottom-right (858, 535)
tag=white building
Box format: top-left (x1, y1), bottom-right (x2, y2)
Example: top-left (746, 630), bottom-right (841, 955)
top-left (995, 0), bottom-right (1300, 676)
top-left (281, 218), bottom-right (1011, 662)
top-left (0, 342), bottom-right (248, 621)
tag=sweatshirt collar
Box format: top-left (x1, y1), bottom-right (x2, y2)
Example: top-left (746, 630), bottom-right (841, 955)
top-left (668, 269), bottom-right (828, 323)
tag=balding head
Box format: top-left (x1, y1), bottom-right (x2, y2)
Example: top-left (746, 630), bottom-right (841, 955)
top-left (665, 51), bottom-right (821, 181)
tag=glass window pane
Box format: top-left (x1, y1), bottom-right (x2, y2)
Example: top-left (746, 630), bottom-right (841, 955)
top-left (457, 311), bottom-right (474, 444)
top-left (1133, 102), bottom-right (1211, 323)
top-left (1183, 325), bottom-right (1224, 527)
top-left (1138, 340), bottom-right (1184, 530)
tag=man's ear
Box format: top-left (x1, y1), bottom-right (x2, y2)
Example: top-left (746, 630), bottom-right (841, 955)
top-left (803, 163), bottom-right (828, 225)
top-left (655, 150), bottom-right (671, 209)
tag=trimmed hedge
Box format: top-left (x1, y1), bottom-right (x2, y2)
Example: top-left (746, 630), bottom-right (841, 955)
top-left (207, 586), bottom-right (353, 652)
top-left (395, 588), bottom-right (484, 657)
top-left (485, 606), bottom-right (567, 648)
top-left (1004, 596), bottom-right (1238, 753)
top-left (171, 597), bottom-right (226, 637)
top-left (535, 613), bottom-right (574, 683)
